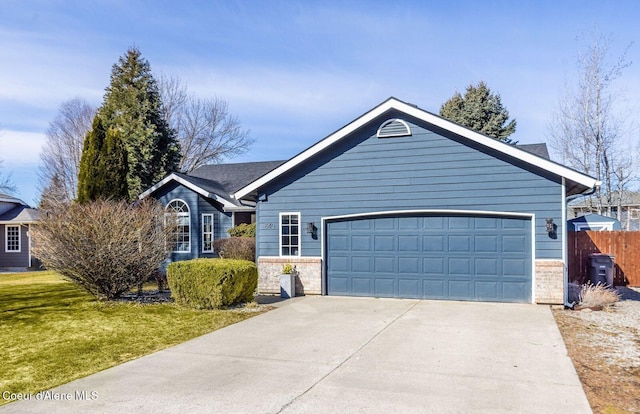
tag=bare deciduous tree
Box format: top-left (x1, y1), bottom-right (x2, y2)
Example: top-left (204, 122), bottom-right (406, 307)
top-left (0, 159), bottom-right (16, 195)
top-left (38, 98), bottom-right (96, 203)
top-left (548, 32), bottom-right (635, 216)
top-left (31, 199), bottom-right (174, 300)
top-left (159, 75), bottom-right (253, 173)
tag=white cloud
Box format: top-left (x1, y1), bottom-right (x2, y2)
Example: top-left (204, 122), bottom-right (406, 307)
top-left (0, 130), bottom-right (47, 166)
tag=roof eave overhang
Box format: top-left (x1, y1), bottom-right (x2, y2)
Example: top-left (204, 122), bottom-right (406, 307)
top-left (234, 98), bottom-right (598, 200)
top-left (139, 173), bottom-right (238, 211)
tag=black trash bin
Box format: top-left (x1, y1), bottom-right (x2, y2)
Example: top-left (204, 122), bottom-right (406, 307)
top-left (588, 253), bottom-right (615, 287)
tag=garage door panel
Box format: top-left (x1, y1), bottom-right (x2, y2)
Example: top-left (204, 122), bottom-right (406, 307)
top-left (449, 280), bottom-right (472, 298)
top-left (423, 235), bottom-right (445, 252)
top-left (329, 235), bottom-right (349, 251)
top-left (374, 278), bottom-right (395, 296)
top-left (424, 279), bottom-right (446, 298)
top-left (374, 256), bottom-right (395, 272)
top-left (399, 217), bottom-right (420, 229)
top-left (448, 235), bottom-right (471, 252)
top-left (351, 220), bottom-right (372, 230)
top-left (503, 259), bottom-right (526, 276)
top-left (399, 257), bottom-right (420, 273)
top-left (398, 279), bottom-right (420, 297)
top-left (449, 257), bottom-right (471, 275)
top-left (502, 281), bottom-right (527, 301)
top-left (475, 235), bottom-right (498, 252)
top-left (399, 235), bottom-right (420, 251)
top-left (423, 257), bottom-right (444, 274)
top-left (475, 217), bottom-right (499, 229)
top-left (449, 217), bottom-right (471, 229)
top-left (330, 276), bottom-right (349, 293)
top-left (351, 235), bottom-right (371, 251)
top-left (327, 215), bottom-right (531, 302)
top-left (476, 258), bottom-right (498, 276)
top-left (476, 281), bottom-right (499, 299)
top-left (352, 277), bottom-right (372, 295)
top-left (329, 256), bottom-right (349, 272)
top-left (503, 235), bottom-right (527, 253)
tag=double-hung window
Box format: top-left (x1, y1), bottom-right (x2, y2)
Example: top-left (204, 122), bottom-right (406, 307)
top-left (166, 200), bottom-right (190, 253)
top-left (5, 225), bottom-right (20, 252)
top-left (202, 214), bottom-right (214, 253)
top-left (280, 213), bottom-right (300, 256)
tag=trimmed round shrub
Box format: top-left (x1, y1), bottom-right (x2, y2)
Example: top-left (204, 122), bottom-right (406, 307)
top-left (167, 259), bottom-right (257, 309)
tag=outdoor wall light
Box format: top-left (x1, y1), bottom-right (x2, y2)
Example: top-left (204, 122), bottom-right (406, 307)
top-left (546, 218), bottom-right (555, 233)
top-left (307, 222), bottom-right (318, 239)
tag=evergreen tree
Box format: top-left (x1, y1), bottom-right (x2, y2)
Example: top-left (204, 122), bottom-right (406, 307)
top-left (97, 47), bottom-right (180, 200)
top-left (439, 81), bottom-right (517, 143)
top-left (77, 117), bottom-right (129, 202)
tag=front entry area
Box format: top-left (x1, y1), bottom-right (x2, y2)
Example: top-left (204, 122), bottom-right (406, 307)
top-left (326, 214), bottom-right (532, 303)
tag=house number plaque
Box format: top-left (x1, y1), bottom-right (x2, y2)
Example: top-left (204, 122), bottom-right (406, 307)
top-left (262, 223), bottom-right (276, 230)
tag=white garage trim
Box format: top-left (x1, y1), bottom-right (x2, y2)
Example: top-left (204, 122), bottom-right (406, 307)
top-left (321, 209), bottom-right (536, 302)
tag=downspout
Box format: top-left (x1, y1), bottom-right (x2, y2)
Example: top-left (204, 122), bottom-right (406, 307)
top-left (564, 183), bottom-right (600, 308)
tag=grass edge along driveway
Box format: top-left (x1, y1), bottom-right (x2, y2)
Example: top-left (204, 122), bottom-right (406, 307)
top-left (0, 271), bottom-right (264, 406)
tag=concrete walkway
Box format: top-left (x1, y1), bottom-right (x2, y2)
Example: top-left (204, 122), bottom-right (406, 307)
top-left (1, 297), bottom-right (591, 413)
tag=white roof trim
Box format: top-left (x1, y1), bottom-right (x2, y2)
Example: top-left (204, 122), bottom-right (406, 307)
top-left (234, 98), bottom-right (598, 200)
top-left (0, 196), bottom-right (27, 206)
top-left (139, 173), bottom-right (237, 210)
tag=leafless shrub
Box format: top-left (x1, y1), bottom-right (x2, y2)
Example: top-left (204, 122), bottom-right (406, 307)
top-left (579, 283), bottom-right (620, 308)
top-left (31, 199), bottom-right (174, 300)
top-left (212, 237), bottom-right (256, 262)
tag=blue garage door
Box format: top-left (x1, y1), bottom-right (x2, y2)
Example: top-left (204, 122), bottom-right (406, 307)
top-left (326, 215), bottom-right (532, 303)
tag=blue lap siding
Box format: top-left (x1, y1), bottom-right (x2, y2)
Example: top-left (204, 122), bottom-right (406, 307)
top-left (0, 224), bottom-right (30, 267)
top-left (256, 110), bottom-right (563, 261)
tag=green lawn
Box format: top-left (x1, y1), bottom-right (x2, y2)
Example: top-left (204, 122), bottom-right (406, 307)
top-left (0, 271), bottom-right (263, 405)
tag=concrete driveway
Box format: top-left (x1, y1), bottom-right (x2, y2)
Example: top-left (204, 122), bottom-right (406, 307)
top-left (2, 297), bottom-right (590, 413)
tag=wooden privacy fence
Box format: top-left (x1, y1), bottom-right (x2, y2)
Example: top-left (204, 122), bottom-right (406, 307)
top-left (568, 231), bottom-right (640, 286)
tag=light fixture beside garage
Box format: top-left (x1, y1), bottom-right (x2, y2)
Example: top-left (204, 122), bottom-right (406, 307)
top-left (546, 218), bottom-right (556, 236)
top-left (307, 222), bottom-right (317, 239)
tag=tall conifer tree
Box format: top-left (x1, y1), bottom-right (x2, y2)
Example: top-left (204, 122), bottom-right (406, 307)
top-left (77, 117), bottom-right (129, 202)
top-left (87, 46), bottom-right (180, 200)
top-left (440, 81), bottom-right (517, 143)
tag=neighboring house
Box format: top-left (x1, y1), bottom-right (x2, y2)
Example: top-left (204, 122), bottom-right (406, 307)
top-left (230, 97), bottom-right (597, 304)
top-left (567, 213), bottom-right (622, 232)
top-left (0, 194), bottom-right (40, 269)
top-left (568, 191), bottom-right (640, 230)
top-left (139, 161), bottom-right (284, 262)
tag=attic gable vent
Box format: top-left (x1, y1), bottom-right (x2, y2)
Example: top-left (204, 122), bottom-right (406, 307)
top-left (376, 118), bottom-right (412, 138)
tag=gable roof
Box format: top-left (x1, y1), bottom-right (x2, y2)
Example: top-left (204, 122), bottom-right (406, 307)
top-left (0, 193), bottom-right (27, 206)
top-left (0, 205), bottom-right (40, 224)
top-left (139, 161), bottom-right (285, 210)
top-left (234, 97), bottom-right (598, 200)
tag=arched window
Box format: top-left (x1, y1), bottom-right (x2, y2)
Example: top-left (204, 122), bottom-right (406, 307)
top-left (166, 199), bottom-right (190, 253)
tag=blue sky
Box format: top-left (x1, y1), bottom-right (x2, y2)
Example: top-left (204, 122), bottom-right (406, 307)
top-left (1, 0), bottom-right (639, 204)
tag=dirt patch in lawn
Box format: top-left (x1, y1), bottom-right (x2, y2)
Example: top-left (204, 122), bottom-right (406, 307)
top-left (553, 287), bottom-right (640, 414)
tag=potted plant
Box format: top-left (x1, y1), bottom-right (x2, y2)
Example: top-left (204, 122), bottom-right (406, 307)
top-left (280, 263), bottom-right (296, 298)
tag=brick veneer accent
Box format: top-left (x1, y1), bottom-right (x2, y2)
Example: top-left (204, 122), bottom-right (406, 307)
top-left (535, 260), bottom-right (565, 304)
top-left (257, 257), bottom-right (322, 295)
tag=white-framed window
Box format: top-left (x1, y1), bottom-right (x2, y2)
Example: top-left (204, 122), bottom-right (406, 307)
top-left (5, 225), bottom-right (20, 252)
top-left (280, 212), bottom-right (300, 256)
top-left (166, 199), bottom-right (191, 253)
top-left (202, 214), bottom-right (214, 253)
